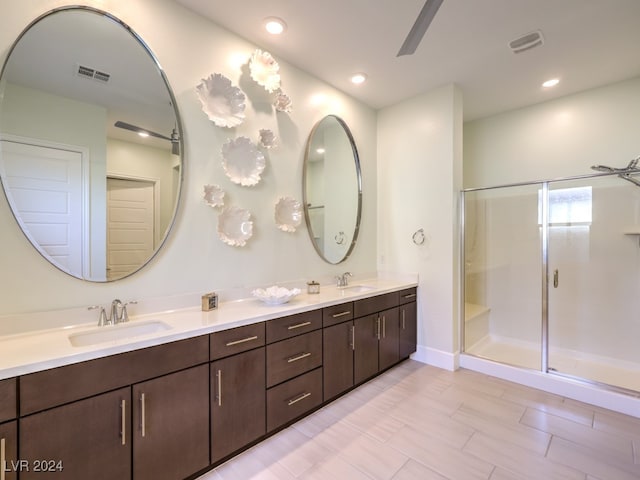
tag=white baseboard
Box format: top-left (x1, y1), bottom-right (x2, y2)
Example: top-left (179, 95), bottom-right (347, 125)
top-left (412, 345), bottom-right (459, 371)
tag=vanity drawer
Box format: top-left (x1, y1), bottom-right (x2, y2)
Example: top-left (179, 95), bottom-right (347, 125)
top-left (266, 330), bottom-right (322, 388)
top-left (266, 310), bottom-right (321, 344)
top-left (322, 302), bottom-right (354, 327)
top-left (20, 335), bottom-right (209, 415)
top-left (398, 287), bottom-right (417, 305)
top-left (266, 367), bottom-right (322, 432)
top-left (210, 322), bottom-right (266, 361)
top-left (0, 377), bottom-right (17, 422)
top-left (354, 292), bottom-right (399, 318)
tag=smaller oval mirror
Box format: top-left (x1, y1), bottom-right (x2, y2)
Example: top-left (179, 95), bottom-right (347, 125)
top-left (303, 115), bottom-right (362, 264)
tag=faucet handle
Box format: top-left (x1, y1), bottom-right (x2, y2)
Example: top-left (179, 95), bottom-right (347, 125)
top-left (121, 300), bottom-right (137, 323)
top-left (88, 305), bottom-right (108, 326)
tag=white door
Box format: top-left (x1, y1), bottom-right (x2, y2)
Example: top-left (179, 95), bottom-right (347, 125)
top-left (0, 139), bottom-right (84, 276)
top-left (107, 177), bottom-right (155, 280)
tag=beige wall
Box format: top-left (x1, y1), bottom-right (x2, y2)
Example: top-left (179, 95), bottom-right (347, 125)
top-left (0, 0), bottom-right (378, 318)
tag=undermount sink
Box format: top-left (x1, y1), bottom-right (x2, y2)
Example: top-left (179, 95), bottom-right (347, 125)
top-left (340, 284), bottom-right (376, 293)
top-left (69, 320), bottom-right (172, 347)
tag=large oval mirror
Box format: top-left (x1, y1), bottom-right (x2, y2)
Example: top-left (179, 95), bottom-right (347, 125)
top-left (0, 6), bottom-right (183, 282)
top-left (303, 115), bottom-right (362, 264)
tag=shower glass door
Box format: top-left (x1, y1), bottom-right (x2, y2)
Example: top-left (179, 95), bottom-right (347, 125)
top-left (547, 176), bottom-right (640, 392)
top-left (463, 184), bottom-right (542, 370)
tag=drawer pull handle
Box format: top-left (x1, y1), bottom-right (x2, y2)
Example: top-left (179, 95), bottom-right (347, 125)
top-left (216, 370), bottom-right (223, 407)
top-left (331, 311), bottom-right (351, 318)
top-left (287, 392), bottom-right (311, 406)
top-left (403, 293), bottom-right (417, 299)
top-left (287, 352), bottom-right (311, 363)
top-left (287, 321), bottom-right (312, 330)
top-left (120, 399), bottom-right (126, 446)
top-left (1, 437), bottom-right (5, 480)
top-left (226, 335), bottom-right (259, 347)
top-left (140, 393), bottom-right (146, 438)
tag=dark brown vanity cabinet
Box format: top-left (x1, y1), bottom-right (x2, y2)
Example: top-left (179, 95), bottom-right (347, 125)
top-left (20, 387), bottom-right (132, 480)
top-left (132, 365), bottom-right (210, 480)
top-left (266, 311), bottom-right (323, 432)
top-left (18, 336), bottom-right (210, 480)
top-left (0, 378), bottom-right (17, 480)
top-left (353, 293), bottom-right (402, 385)
top-left (399, 288), bottom-right (418, 359)
top-left (210, 323), bottom-right (266, 464)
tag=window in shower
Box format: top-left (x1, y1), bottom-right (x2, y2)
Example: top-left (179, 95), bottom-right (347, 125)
top-left (538, 186), bottom-right (592, 226)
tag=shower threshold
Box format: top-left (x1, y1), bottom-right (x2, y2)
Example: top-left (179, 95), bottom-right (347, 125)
top-left (466, 335), bottom-right (640, 394)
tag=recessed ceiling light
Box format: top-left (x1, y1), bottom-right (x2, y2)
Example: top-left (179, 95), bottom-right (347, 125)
top-left (350, 73), bottom-right (367, 85)
top-left (138, 131), bottom-right (149, 138)
top-left (264, 17), bottom-right (286, 35)
top-left (542, 78), bottom-right (560, 88)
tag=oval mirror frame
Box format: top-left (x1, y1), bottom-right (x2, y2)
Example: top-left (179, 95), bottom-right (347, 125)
top-left (303, 115), bottom-right (362, 264)
top-left (0, 6), bottom-right (184, 282)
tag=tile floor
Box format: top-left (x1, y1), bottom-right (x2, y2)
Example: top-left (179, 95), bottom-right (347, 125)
top-left (198, 361), bottom-right (640, 480)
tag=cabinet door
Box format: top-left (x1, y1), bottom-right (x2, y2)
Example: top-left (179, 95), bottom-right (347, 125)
top-left (323, 321), bottom-right (354, 401)
top-left (399, 301), bottom-right (417, 359)
top-left (133, 364), bottom-right (209, 480)
top-left (354, 315), bottom-right (379, 384)
top-left (0, 421), bottom-right (17, 480)
top-left (19, 387), bottom-right (131, 480)
top-left (379, 307), bottom-right (400, 371)
top-left (211, 347), bottom-right (266, 463)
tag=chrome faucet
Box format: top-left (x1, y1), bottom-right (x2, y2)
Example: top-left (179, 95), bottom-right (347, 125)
top-left (110, 299), bottom-right (124, 325)
top-left (89, 299), bottom-right (136, 326)
top-left (336, 272), bottom-right (353, 287)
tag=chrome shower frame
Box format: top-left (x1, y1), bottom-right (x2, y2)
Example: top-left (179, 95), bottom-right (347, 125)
top-left (459, 168), bottom-right (640, 397)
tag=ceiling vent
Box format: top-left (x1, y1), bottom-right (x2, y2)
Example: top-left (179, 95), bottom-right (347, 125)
top-left (509, 30), bottom-right (544, 54)
top-left (76, 64), bottom-right (110, 83)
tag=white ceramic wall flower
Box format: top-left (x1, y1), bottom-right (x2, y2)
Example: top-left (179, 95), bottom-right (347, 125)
top-left (196, 73), bottom-right (246, 128)
top-left (217, 205), bottom-right (253, 247)
top-left (221, 136), bottom-right (266, 186)
top-left (274, 196), bottom-right (302, 233)
top-left (249, 49), bottom-right (281, 93)
top-left (258, 129), bottom-right (277, 149)
top-left (203, 184), bottom-right (225, 208)
top-left (273, 90), bottom-right (292, 113)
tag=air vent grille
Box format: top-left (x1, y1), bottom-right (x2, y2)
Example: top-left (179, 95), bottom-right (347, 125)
top-left (509, 30), bottom-right (544, 54)
top-left (76, 64), bottom-right (110, 83)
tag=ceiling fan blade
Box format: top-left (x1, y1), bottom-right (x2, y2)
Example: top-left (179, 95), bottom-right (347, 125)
top-left (114, 120), bottom-right (172, 141)
top-left (397, 0), bottom-right (445, 57)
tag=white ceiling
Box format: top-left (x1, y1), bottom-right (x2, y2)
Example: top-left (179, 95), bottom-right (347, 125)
top-left (175, 0), bottom-right (640, 121)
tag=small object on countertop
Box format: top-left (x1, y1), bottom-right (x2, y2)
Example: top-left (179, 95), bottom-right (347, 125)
top-left (307, 281), bottom-right (320, 294)
top-left (202, 292), bottom-right (218, 311)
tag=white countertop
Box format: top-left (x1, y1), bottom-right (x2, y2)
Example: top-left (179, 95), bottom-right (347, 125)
top-left (0, 276), bottom-right (417, 380)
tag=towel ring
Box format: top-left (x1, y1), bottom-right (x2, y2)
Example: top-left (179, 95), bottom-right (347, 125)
top-left (412, 228), bottom-right (425, 245)
top-left (335, 231), bottom-right (346, 245)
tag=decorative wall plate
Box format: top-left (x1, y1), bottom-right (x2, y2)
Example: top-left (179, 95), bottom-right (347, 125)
top-left (203, 184), bottom-right (225, 208)
top-left (249, 49), bottom-right (281, 93)
top-left (196, 73), bottom-right (246, 128)
top-left (252, 286), bottom-right (301, 305)
top-left (217, 206), bottom-right (253, 247)
top-left (221, 136), bottom-right (266, 186)
top-left (275, 196), bottom-right (302, 232)
top-left (259, 129), bottom-right (277, 149)
top-left (273, 90), bottom-right (292, 113)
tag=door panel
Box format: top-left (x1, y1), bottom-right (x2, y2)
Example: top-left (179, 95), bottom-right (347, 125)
top-left (354, 315), bottom-right (379, 384)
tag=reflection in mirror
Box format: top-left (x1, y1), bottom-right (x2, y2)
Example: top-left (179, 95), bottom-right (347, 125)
top-left (303, 115), bottom-right (362, 264)
top-left (0, 6), bottom-right (183, 282)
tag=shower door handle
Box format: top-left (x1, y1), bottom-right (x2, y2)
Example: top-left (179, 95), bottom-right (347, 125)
top-left (553, 269), bottom-right (559, 288)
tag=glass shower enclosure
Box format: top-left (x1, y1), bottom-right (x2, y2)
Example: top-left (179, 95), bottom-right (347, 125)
top-left (462, 172), bottom-right (640, 394)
